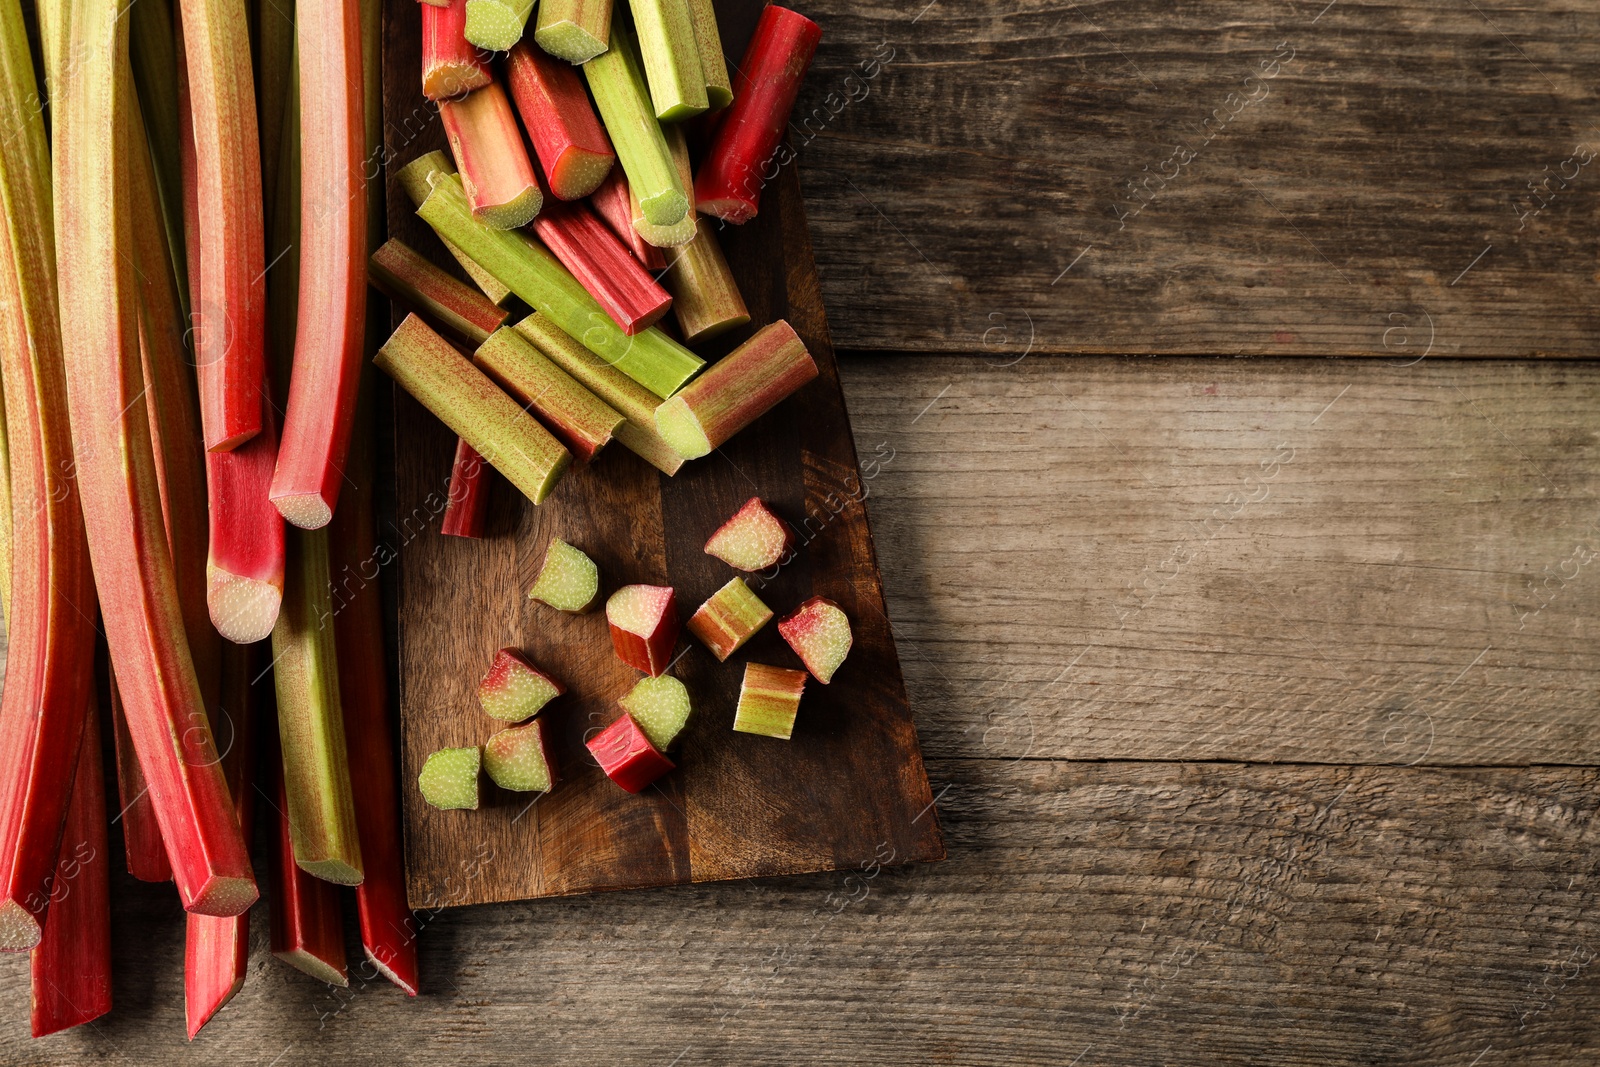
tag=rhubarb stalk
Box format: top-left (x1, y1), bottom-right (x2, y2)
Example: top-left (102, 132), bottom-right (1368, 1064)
top-left (630, 121), bottom-right (695, 248)
top-left (395, 151), bottom-right (513, 305)
top-left (584, 18), bottom-right (689, 226)
top-left (419, 748), bottom-right (482, 810)
top-left (110, 678), bottom-right (171, 881)
top-left (507, 40), bottom-right (615, 199)
top-left (369, 238), bottom-right (509, 346)
top-left (0, 0), bottom-right (106, 949)
top-left (474, 327), bottom-right (625, 462)
top-left (531, 192), bottom-right (673, 335)
top-left (29, 709), bottom-right (111, 1037)
top-left (377, 314), bottom-right (573, 504)
top-left (441, 439), bottom-right (493, 538)
top-left (478, 648), bottom-right (565, 721)
top-left (464, 0), bottom-right (534, 51)
top-left (423, 0), bottom-right (491, 101)
top-left (586, 715), bottom-right (673, 792)
top-left (439, 79), bottom-right (543, 229)
top-left (687, 576), bottom-right (772, 661)
top-left (269, 0), bottom-right (367, 529)
top-left (732, 662), bottom-right (806, 740)
top-left (128, 0), bottom-right (191, 320)
top-left (590, 167), bottom-right (667, 269)
top-left (703, 496), bottom-right (792, 571)
top-left (179, 0), bottom-right (269, 450)
top-left (526, 537), bottom-right (600, 612)
top-left (414, 169), bottom-right (703, 397)
top-left (483, 721), bottom-right (557, 791)
top-left (535, 0), bottom-right (612, 62)
top-left (684, 0), bottom-right (730, 109)
top-left (618, 674), bottom-right (691, 749)
top-left (606, 584), bottom-right (679, 675)
top-left (628, 0), bottom-right (706, 120)
top-left (663, 216), bottom-right (749, 342)
top-left (654, 319), bottom-right (818, 460)
top-left (268, 728), bottom-right (349, 985)
top-left (694, 5), bottom-right (821, 224)
top-left (57, 0), bottom-right (258, 920)
top-left (777, 596), bottom-right (853, 684)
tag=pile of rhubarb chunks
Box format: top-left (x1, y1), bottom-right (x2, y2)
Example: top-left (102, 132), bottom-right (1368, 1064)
top-left (423, 499), bottom-right (855, 810)
top-left (0, 0), bottom-right (825, 1040)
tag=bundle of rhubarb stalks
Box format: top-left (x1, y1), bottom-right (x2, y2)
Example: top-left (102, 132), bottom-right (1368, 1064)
top-left (0, 0), bottom-right (825, 1039)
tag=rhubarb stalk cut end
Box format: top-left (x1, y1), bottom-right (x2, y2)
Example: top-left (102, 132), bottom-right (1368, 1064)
top-left (777, 596), bottom-right (853, 685)
top-left (269, 493), bottom-right (334, 531)
top-left (704, 497), bottom-right (792, 572)
top-left (464, 0), bottom-right (534, 51)
top-left (527, 537), bottom-right (600, 612)
top-left (733, 662), bottom-right (807, 740)
top-left (0, 899), bottom-right (38, 952)
top-left (420, 747), bottom-right (482, 810)
top-left (483, 719), bottom-right (556, 791)
top-left (618, 674), bottom-right (692, 751)
top-left (207, 566), bottom-right (285, 645)
top-left (478, 648), bottom-right (565, 721)
top-left (687, 577), bottom-right (773, 661)
top-left (606, 584), bottom-right (679, 676)
top-left (586, 714), bottom-right (675, 793)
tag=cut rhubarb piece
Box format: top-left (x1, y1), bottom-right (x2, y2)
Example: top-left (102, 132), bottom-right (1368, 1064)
top-left (513, 313), bottom-right (682, 475)
top-left (694, 5), bottom-right (820, 224)
top-left (29, 706), bottom-right (111, 1038)
top-left (474, 327), bottom-right (625, 461)
top-left (584, 18), bottom-right (688, 226)
top-left (629, 0), bottom-right (707, 120)
top-left (508, 41), bottom-right (615, 199)
top-left (478, 648), bottom-right (565, 721)
top-left (179, 0), bottom-right (269, 449)
top-left (687, 577), bottom-right (772, 661)
top-left (527, 537), bottom-right (601, 612)
top-left (0, 0), bottom-right (101, 949)
top-left (369, 238), bottom-right (509, 347)
top-left (655, 320), bottom-right (818, 460)
top-left (441, 438), bottom-right (492, 538)
top-left (586, 713), bottom-right (674, 793)
top-left (56, 0), bottom-right (258, 921)
top-left (704, 497), bottom-right (792, 571)
top-left (530, 194), bottom-right (673, 335)
top-left (630, 121), bottom-right (695, 248)
top-left (590, 167), bottom-right (667, 269)
top-left (606, 584), bottom-right (679, 676)
top-left (464, 0), bottom-right (533, 50)
top-left (268, 737), bottom-right (349, 986)
top-left (534, 0), bottom-right (612, 63)
top-left (419, 747), bottom-right (482, 810)
top-left (376, 314), bottom-right (572, 505)
top-left (483, 719), bottom-right (557, 791)
top-left (440, 80), bottom-right (543, 229)
top-left (423, 0), bottom-right (491, 100)
top-left (732, 662), bottom-right (806, 740)
top-left (415, 171), bottom-right (703, 397)
top-left (618, 674), bottom-right (691, 750)
top-left (777, 596), bottom-right (852, 685)
top-left (272, 527), bottom-right (365, 885)
top-left (684, 0), bottom-right (730, 109)
top-left (665, 216), bottom-right (749, 343)
top-left (395, 152), bottom-right (513, 305)
top-left (205, 386), bottom-right (287, 643)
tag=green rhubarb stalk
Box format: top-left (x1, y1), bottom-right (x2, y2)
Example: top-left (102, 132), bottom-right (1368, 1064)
top-left (663, 216), bottom-right (748, 343)
top-left (394, 151), bottom-right (513, 306)
top-left (683, 0), bottom-right (729, 109)
top-left (655, 319), bottom-right (818, 460)
top-left (474, 327), bottom-right (623, 462)
top-left (464, 0), bottom-right (534, 51)
top-left (419, 748), bottom-right (481, 810)
top-left (527, 538), bottom-right (600, 611)
top-left (375, 314), bottom-right (572, 504)
top-left (686, 576), bottom-right (771, 661)
top-left (626, 0), bottom-right (705, 120)
top-left (271, 526), bottom-right (364, 884)
top-left (415, 171), bottom-right (703, 397)
top-left (733, 663), bottom-right (806, 740)
top-left (584, 18), bottom-right (687, 226)
top-left (534, 0), bottom-right (612, 63)
top-left (618, 674), bottom-right (690, 750)
top-left (512, 312), bottom-right (681, 474)
top-left (0, 371), bottom-right (10, 623)
top-left (369, 238), bottom-right (509, 347)
top-left (629, 121), bottom-right (695, 247)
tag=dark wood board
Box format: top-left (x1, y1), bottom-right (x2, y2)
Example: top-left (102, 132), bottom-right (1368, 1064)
top-left (789, 0), bottom-right (1600, 358)
top-left (381, 0), bottom-right (944, 909)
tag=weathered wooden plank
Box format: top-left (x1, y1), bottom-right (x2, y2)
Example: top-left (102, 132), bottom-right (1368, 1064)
top-left (790, 0), bottom-right (1600, 356)
top-left (5, 759), bottom-right (1600, 1064)
top-left (838, 354), bottom-right (1600, 765)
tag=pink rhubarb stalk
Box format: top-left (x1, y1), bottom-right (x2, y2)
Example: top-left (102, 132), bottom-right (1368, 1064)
top-left (439, 79), bottom-right (543, 229)
top-left (704, 497), bottom-right (793, 571)
top-left (422, 0), bottom-right (490, 101)
top-left (270, 0), bottom-right (368, 530)
top-left (654, 319), bottom-right (818, 460)
top-left (441, 438), bottom-right (492, 539)
top-left (530, 191), bottom-right (672, 335)
top-left (606, 584), bottom-right (679, 676)
top-left (110, 679), bottom-right (171, 882)
top-left (478, 648), bottom-right (565, 722)
top-left (587, 714), bottom-right (674, 793)
top-left (590, 167), bottom-right (667, 270)
top-left (506, 41), bottom-right (614, 200)
top-left (693, 5), bottom-right (820, 224)
top-left (777, 596), bottom-right (853, 684)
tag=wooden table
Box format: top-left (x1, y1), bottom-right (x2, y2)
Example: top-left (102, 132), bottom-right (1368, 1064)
top-left (4, 2), bottom-right (1600, 1063)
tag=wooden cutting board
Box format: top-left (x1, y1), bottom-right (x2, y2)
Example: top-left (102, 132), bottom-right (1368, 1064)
top-left (381, 0), bottom-right (945, 909)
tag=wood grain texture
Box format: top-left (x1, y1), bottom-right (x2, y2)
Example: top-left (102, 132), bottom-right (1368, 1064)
top-left (839, 354), bottom-right (1600, 766)
top-left (383, 0), bottom-right (942, 910)
top-left (789, 0), bottom-right (1600, 357)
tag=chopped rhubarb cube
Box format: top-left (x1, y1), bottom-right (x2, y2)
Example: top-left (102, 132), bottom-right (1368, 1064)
top-left (618, 675), bottom-right (691, 751)
top-left (419, 748), bottom-right (481, 810)
top-left (477, 648), bottom-right (565, 722)
top-left (686, 577), bottom-right (772, 661)
top-left (483, 720), bottom-right (557, 792)
top-left (703, 497), bottom-right (792, 572)
top-left (586, 714), bottom-right (675, 793)
top-left (777, 596), bottom-right (852, 684)
top-left (733, 663), bottom-right (807, 740)
top-left (527, 538), bottom-right (600, 613)
top-left (606, 584), bottom-right (679, 676)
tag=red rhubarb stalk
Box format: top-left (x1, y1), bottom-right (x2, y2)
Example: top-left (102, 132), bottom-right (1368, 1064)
top-left (369, 237), bottom-right (509, 347)
top-left (530, 191), bottom-right (672, 335)
top-left (270, 0), bottom-right (368, 530)
top-left (654, 319), bottom-right (819, 460)
top-left (184, 642), bottom-right (258, 1039)
top-left (440, 80), bottom-right (543, 229)
top-left (586, 714), bottom-right (674, 792)
top-left (507, 41), bottom-right (615, 199)
top-left (110, 678), bottom-right (171, 882)
top-left (442, 438), bottom-right (493, 539)
top-left (268, 728), bottom-right (350, 986)
top-left (29, 709), bottom-right (111, 1037)
top-left (0, 0), bottom-right (100, 950)
top-left (179, 0), bottom-right (269, 450)
top-left (693, 5), bottom-right (820, 224)
top-left (56, 0), bottom-right (258, 919)
top-left (606, 584), bottom-right (679, 676)
top-left (423, 0), bottom-right (490, 101)
top-left (590, 167), bottom-right (667, 270)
